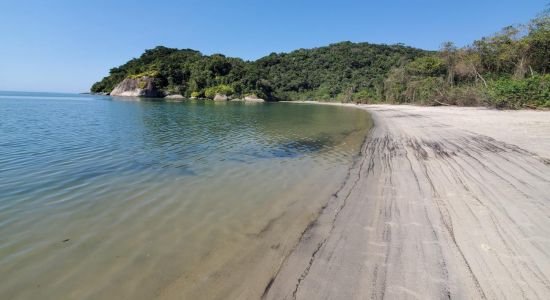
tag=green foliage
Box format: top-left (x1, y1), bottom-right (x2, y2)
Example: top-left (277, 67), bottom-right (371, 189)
top-left (137, 81), bottom-right (147, 89)
top-left (405, 77), bottom-right (444, 105)
top-left (444, 85), bottom-right (488, 106)
top-left (128, 70), bottom-right (159, 79)
top-left (204, 84), bottom-right (235, 98)
top-left (254, 42), bottom-right (426, 101)
top-left (383, 67), bottom-right (408, 103)
top-left (488, 75), bottom-right (550, 108)
top-left (91, 43), bottom-right (427, 101)
top-left (190, 91), bottom-right (201, 98)
top-left (352, 88), bottom-right (378, 103)
top-left (525, 8), bottom-right (550, 74)
top-left (406, 56), bottom-right (445, 77)
top-left (381, 7), bottom-right (549, 109)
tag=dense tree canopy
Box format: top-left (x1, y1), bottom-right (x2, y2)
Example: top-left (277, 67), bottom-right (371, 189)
top-left (91, 42), bottom-right (427, 101)
top-left (384, 8), bottom-right (550, 108)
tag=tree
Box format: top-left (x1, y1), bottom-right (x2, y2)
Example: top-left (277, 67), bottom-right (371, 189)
top-left (440, 42), bottom-right (458, 86)
top-left (406, 56), bottom-right (446, 77)
top-left (204, 85), bottom-right (235, 98)
top-left (526, 7), bottom-right (550, 74)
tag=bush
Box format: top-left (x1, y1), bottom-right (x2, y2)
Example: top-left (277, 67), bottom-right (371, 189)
top-left (352, 88), bottom-right (378, 103)
top-left (445, 85), bottom-right (487, 106)
top-left (488, 75), bottom-right (550, 108)
top-left (404, 77), bottom-right (444, 105)
top-left (137, 81), bottom-right (147, 89)
top-left (406, 56), bottom-right (446, 77)
top-left (204, 84), bottom-right (235, 98)
top-left (128, 70), bottom-right (159, 79)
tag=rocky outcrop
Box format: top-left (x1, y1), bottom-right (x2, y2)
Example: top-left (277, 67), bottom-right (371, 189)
top-left (244, 95), bottom-right (265, 102)
top-left (213, 93), bottom-right (228, 101)
top-left (164, 94), bottom-right (185, 100)
top-left (110, 77), bottom-right (163, 97)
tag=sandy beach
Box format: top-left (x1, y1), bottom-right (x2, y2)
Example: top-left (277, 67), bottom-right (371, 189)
top-left (265, 104), bottom-right (550, 299)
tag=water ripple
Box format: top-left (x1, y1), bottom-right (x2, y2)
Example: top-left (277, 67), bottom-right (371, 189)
top-left (0, 92), bottom-right (371, 300)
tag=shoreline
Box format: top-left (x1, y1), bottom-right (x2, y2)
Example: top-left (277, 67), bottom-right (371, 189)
top-left (0, 97), bottom-right (372, 300)
top-left (152, 104), bottom-right (373, 300)
top-left (265, 103), bottom-right (550, 299)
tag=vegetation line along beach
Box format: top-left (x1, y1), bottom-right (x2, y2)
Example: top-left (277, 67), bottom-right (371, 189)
top-left (265, 103), bottom-right (550, 299)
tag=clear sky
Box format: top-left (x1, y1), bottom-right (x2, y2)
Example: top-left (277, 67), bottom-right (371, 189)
top-left (0, 0), bottom-right (546, 93)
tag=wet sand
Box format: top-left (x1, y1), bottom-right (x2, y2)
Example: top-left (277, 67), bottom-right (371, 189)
top-left (265, 104), bottom-right (550, 299)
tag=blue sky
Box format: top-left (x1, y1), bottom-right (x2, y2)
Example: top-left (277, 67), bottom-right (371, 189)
top-left (0, 0), bottom-right (546, 93)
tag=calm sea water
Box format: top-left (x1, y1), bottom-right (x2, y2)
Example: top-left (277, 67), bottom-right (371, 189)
top-left (0, 91), bottom-right (371, 299)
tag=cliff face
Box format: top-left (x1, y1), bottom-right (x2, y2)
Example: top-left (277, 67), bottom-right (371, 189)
top-left (110, 76), bottom-right (163, 97)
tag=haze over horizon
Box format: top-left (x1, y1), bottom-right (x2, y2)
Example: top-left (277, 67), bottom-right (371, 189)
top-left (0, 0), bottom-right (545, 93)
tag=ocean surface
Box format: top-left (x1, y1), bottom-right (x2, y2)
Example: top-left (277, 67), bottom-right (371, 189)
top-left (0, 91), bottom-right (371, 299)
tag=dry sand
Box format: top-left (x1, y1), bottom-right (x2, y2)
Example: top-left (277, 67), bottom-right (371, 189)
top-left (265, 104), bottom-right (550, 300)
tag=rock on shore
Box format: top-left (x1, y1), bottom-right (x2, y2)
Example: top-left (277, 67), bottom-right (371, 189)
top-left (164, 94), bottom-right (185, 100)
top-left (244, 95), bottom-right (265, 102)
top-left (110, 77), bottom-right (163, 97)
top-left (213, 93), bottom-right (228, 101)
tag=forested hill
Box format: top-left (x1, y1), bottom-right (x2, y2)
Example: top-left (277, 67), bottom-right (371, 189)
top-left (90, 42), bottom-right (428, 101)
top-left (92, 8), bottom-right (549, 108)
top-left (253, 42), bottom-right (427, 100)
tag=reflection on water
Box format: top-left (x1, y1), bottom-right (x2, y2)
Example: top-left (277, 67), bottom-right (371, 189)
top-left (0, 92), bottom-right (371, 299)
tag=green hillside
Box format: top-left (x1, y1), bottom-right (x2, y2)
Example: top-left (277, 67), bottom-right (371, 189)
top-left (92, 8), bottom-right (549, 108)
top-left (91, 42), bottom-right (426, 101)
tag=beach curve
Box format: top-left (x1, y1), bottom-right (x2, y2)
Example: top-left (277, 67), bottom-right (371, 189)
top-left (265, 104), bottom-right (550, 300)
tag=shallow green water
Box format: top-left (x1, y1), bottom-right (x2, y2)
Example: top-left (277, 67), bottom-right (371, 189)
top-left (0, 92), bottom-right (371, 299)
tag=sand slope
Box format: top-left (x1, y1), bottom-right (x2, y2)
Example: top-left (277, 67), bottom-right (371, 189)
top-left (265, 105), bottom-right (550, 300)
